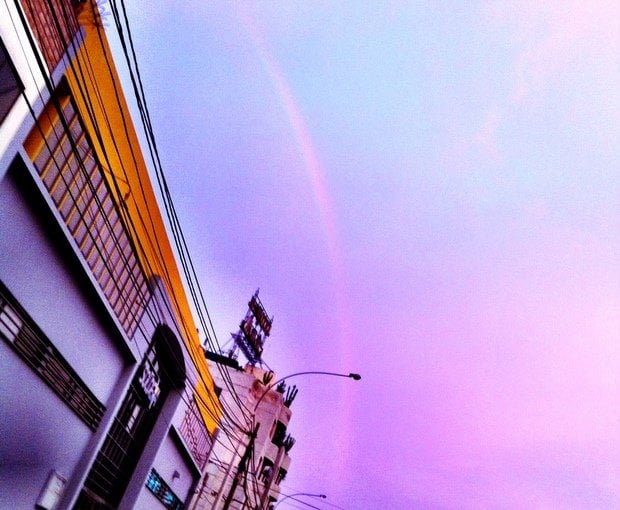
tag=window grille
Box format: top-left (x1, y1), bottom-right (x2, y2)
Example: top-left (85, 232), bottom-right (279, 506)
top-left (179, 396), bottom-right (213, 470)
top-left (0, 281), bottom-right (105, 430)
top-left (75, 342), bottom-right (168, 509)
top-left (28, 94), bottom-right (149, 338)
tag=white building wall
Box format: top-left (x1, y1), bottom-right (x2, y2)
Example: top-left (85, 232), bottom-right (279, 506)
top-left (0, 340), bottom-right (93, 510)
top-left (0, 167), bottom-right (128, 402)
top-left (0, 151), bottom-right (129, 509)
top-left (199, 362), bottom-right (293, 510)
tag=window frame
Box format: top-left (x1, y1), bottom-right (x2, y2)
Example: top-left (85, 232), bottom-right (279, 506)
top-left (0, 36), bottom-right (24, 125)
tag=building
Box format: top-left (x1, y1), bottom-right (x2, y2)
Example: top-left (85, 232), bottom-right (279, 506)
top-left (1, 1), bottom-right (221, 508)
top-left (196, 354), bottom-right (296, 510)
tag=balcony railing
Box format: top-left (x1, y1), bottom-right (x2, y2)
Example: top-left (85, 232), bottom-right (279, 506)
top-left (179, 396), bottom-right (213, 470)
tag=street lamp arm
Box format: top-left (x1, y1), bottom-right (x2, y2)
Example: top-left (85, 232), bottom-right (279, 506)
top-left (253, 371), bottom-right (361, 412)
top-left (274, 492), bottom-right (327, 509)
top-left (252, 370), bottom-right (359, 510)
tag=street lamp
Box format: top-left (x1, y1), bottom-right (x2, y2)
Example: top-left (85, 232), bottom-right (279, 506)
top-left (218, 369), bottom-right (360, 510)
top-left (274, 492), bottom-right (326, 509)
top-left (253, 371), bottom-right (362, 412)
top-left (254, 371), bottom-right (360, 510)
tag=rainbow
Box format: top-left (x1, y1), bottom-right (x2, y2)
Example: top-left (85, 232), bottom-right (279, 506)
top-left (236, 5), bottom-right (357, 474)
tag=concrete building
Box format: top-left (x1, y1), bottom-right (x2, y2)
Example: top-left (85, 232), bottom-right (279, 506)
top-left (0, 1), bottom-right (221, 508)
top-left (196, 355), bottom-right (295, 510)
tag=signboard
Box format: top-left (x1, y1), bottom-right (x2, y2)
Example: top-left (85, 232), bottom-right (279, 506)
top-left (234, 290), bottom-right (273, 363)
top-left (35, 470), bottom-right (67, 510)
top-left (139, 362), bottom-right (161, 409)
top-left (249, 293), bottom-right (272, 335)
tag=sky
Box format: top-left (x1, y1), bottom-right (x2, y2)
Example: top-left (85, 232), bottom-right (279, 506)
top-left (108, 1), bottom-right (619, 508)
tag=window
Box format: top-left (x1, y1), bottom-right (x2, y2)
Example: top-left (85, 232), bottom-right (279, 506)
top-left (0, 37), bottom-right (23, 124)
top-left (271, 420), bottom-right (286, 447)
top-left (179, 396), bottom-right (213, 470)
top-left (260, 457), bottom-right (274, 483)
top-left (276, 468), bottom-right (287, 485)
top-left (26, 92), bottom-right (149, 337)
top-left (0, 297), bottom-right (22, 342)
top-left (0, 280), bottom-right (105, 429)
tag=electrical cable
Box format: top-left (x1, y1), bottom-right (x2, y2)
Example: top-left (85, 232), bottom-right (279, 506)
top-left (7, 0), bottom-right (251, 444)
top-left (62, 0), bottom-right (255, 434)
top-left (5, 4), bottom-right (290, 505)
top-left (96, 0), bottom-right (260, 425)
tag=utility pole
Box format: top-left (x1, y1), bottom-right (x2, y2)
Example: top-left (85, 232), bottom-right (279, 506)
top-left (188, 429), bottom-right (220, 510)
top-left (222, 424), bottom-right (259, 510)
top-left (258, 433), bottom-right (295, 510)
top-left (210, 438), bottom-right (242, 510)
top-left (257, 445), bottom-right (285, 510)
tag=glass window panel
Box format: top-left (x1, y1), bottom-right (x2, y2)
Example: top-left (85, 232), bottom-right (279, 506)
top-left (62, 102), bottom-right (75, 124)
top-left (120, 238), bottom-right (132, 261)
top-left (69, 116), bottom-right (83, 142)
top-left (42, 163), bottom-right (61, 190)
top-left (74, 187), bottom-right (92, 215)
top-left (62, 153), bottom-right (81, 186)
top-left (83, 199), bottom-right (100, 230)
top-left (98, 227), bottom-right (115, 257)
top-left (86, 245), bottom-right (99, 269)
top-left (83, 156), bottom-right (97, 180)
top-left (54, 133), bottom-right (73, 167)
top-left (80, 233), bottom-right (94, 257)
top-left (95, 181), bottom-right (107, 205)
top-left (115, 265), bottom-right (131, 292)
top-left (66, 206), bottom-right (81, 232)
top-left (35, 145), bottom-right (53, 175)
top-left (101, 195), bottom-right (114, 216)
top-left (59, 191), bottom-right (74, 219)
top-left (112, 218), bottom-right (124, 239)
top-left (50, 175), bottom-right (68, 206)
top-left (107, 286), bottom-right (120, 309)
top-left (90, 166), bottom-right (103, 189)
top-left (45, 116), bottom-right (66, 151)
top-left (107, 247), bottom-right (122, 273)
top-left (101, 274), bottom-right (116, 299)
top-left (91, 210), bottom-right (106, 236)
top-left (98, 265), bottom-right (112, 290)
top-left (73, 220), bottom-right (87, 246)
top-left (132, 261), bottom-right (145, 287)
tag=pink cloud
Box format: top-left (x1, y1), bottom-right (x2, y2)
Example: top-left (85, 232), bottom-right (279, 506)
top-left (484, 0), bottom-right (620, 101)
top-left (460, 0), bottom-right (620, 166)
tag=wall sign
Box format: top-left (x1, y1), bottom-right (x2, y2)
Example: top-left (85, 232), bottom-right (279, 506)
top-left (139, 362), bottom-right (161, 408)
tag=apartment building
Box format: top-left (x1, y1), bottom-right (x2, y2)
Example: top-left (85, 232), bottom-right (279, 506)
top-left (197, 355), bottom-right (295, 510)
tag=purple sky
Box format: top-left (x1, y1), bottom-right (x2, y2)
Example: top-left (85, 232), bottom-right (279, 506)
top-left (109, 1), bottom-right (619, 508)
